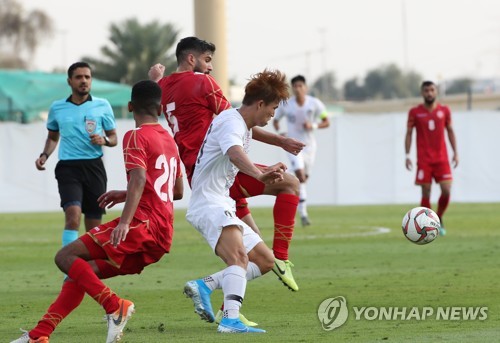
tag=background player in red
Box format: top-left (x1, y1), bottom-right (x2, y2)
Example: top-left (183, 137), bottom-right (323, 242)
top-left (405, 80), bottom-right (458, 235)
top-left (149, 37), bottom-right (304, 292)
top-left (10, 80), bottom-right (183, 343)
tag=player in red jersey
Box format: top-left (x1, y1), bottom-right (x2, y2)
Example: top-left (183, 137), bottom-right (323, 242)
top-left (405, 80), bottom-right (458, 235)
top-left (10, 80), bottom-right (183, 343)
top-left (149, 37), bottom-right (304, 293)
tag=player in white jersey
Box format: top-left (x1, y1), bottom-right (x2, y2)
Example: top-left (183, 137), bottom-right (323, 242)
top-left (184, 69), bottom-right (290, 333)
top-left (273, 75), bottom-right (330, 226)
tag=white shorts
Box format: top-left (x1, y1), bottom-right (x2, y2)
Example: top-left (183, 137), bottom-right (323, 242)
top-left (288, 149), bottom-right (315, 175)
top-left (186, 206), bottom-right (262, 253)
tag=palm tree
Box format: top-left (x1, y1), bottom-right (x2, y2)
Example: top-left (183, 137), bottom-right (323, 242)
top-left (0, 0), bottom-right (53, 68)
top-left (83, 18), bottom-right (179, 85)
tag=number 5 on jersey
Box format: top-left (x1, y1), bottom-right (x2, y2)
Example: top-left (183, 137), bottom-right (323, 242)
top-left (166, 102), bottom-right (179, 135)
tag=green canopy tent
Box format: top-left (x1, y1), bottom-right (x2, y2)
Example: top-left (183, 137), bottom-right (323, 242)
top-left (0, 70), bottom-right (132, 123)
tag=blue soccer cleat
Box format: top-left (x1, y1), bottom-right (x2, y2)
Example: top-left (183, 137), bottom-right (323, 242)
top-left (217, 318), bottom-right (266, 333)
top-left (183, 279), bottom-right (215, 322)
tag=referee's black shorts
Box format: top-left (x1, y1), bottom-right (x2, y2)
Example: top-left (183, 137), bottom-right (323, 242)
top-left (55, 157), bottom-right (107, 218)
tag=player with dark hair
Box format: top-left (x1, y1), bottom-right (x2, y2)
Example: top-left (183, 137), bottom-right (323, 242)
top-left (273, 75), bottom-right (330, 226)
top-left (67, 61), bottom-right (92, 78)
top-left (405, 80), bottom-right (458, 235)
top-left (185, 69), bottom-right (289, 333)
top-left (149, 36), bottom-right (304, 295)
top-left (174, 36), bottom-right (216, 65)
top-left (35, 61), bottom-right (117, 247)
top-left (11, 80), bottom-right (183, 343)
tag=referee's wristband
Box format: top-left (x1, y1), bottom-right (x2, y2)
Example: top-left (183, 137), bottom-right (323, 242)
top-left (39, 152), bottom-right (49, 159)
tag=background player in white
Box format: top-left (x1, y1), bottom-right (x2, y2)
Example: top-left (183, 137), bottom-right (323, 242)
top-left (273, 75), bottom-right (330, 226)
top-left (184, 69), bottom-right (289, 333)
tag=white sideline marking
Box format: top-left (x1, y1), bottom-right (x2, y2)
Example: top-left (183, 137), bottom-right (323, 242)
top-left (294, 226), bottom-right (391, 240)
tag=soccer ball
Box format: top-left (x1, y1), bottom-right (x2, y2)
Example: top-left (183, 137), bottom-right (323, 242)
top-left (401, 207), bottom-right (440, 244)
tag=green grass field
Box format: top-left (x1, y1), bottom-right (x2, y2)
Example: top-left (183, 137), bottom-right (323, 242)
top-left (1, 203), bottom-right (499, 342)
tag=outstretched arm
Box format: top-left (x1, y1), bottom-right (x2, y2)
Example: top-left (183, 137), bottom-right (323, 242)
top-left (447, 124), bottom-right (459, 168)
top-left (404, 127), bottom-right (413, 171)
top-left (252, 127), bottom-right (305, 156)
top-left (98, 190), bottom-right (127, 209)
top-left (98, 171), bottom-right (184, 208)
top-left (227, 145), bottom-right (284, 184)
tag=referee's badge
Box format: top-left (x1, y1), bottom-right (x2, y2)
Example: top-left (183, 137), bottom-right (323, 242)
top-left (85, 117), bottom-right (96, 134)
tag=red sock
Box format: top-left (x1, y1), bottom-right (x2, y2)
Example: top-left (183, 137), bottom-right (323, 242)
top-left (29, 280), bottom-right (85, 339)
top-left (420, 196), bottom-right (431, 209)
top-left (437, 194), bottom-right (450, 219)
top-left (235, 198), bottom-right (251, 219)
top-left (68, 258), bottom-right (120, 314)
top-left (273, 193), bottom-right (299, 261)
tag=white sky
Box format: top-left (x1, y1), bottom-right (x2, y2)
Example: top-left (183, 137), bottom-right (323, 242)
top-left (20, 0), bottom-right (500, 86)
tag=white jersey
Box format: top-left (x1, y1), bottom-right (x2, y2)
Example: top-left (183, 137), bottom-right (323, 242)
top-left (188, 108), bottom-right (252, 212)
top-left (275, 95), bottom-right (327, 149)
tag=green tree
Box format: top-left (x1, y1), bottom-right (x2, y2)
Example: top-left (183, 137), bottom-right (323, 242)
top-left (0, 0), bottom-right (53, 68)
top-left (365, 64), bottom-right (407, 99)
top-left (403, 70), bottom-right (422, 97)
top-left (343, 77), bottom-right (366, 101)
top-left (83, 18), bottom-right (179, 85)
top-left (445, 78), bottom-right (472, 95)
top-left (343, 64), bottom-right (423, 101)
top-left (310, 71), bottom-right (339, 101)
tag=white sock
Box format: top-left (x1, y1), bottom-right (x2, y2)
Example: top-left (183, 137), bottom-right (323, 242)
top-left (202, 262), bottom-right (262, 292)
top-left (202, 270), bottom-right (224, 291)
top-left (246, 262), bottom-right (262, 281)
top-left (299, 183), bottom-right (308, 217)
top-left (222, 265), bottom-right (247, 319)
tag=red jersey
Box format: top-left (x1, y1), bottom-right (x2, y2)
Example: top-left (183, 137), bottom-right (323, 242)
top-left (123, 123), bottom-right (182, 252)
top-left (407, 103), bottom-right (451, 165)
top-left (158, 71), bottom-right (231, 181)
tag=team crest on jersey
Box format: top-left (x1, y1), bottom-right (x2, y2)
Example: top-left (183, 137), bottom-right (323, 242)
top-left (437, 110), bottom-right (444, 118)
top-left (85, 117), bottom-right (96, 134)
top-left (418, 169), bottom-right (425, 180)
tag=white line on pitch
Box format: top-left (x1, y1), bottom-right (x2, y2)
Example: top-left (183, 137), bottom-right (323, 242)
top-left (293, 226), bottom-right (391, 240)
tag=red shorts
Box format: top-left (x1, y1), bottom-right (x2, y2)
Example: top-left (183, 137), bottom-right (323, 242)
top-left (415, 161), bottom-right (453, 184)
top-left (80, 217), bottom-right (166, 276)
top-left (229, 164), bottom-right (266, 219)
top-left (230, 169), bottom-right (266, 199)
